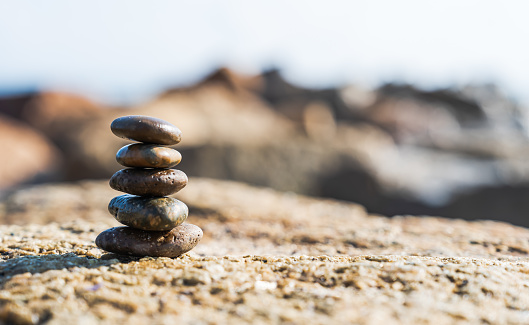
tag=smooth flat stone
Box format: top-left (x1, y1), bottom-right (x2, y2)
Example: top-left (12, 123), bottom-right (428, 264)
top-left (116, 144), bottom-right (182, 168)
top-left (109, 194), bottom-right (188, 231)
top-left (109, 168), bottom-right (187, 196)
top-left (95, 223), bottom-right (202, 257)
top-left (111, 115), bottom-right (182, 145)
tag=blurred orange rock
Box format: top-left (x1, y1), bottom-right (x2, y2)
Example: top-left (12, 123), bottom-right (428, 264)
top-left (21, 92), bottom-right (104, 141)
top-left (0, 115), bottom-right (62, 190)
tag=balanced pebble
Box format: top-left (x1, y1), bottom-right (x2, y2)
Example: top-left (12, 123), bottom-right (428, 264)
top-left (95, 223), bottom-right (203, 257)
top-left (109, 194), bottom-right (188, 231)
top-left (109, 168), bottom-right (187, 197)
top-left (111, 115), bottom-right (182, 145)
top-left (116, 143), bottom-right (182, 168)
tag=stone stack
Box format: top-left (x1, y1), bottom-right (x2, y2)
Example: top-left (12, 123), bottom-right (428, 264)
top-left (95, 115), bottom-right (202, 257)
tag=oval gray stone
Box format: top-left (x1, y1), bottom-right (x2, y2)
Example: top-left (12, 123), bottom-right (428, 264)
top-left (109, 194), bottom-right (188, 231)
top-left (111, 115), bottom-right (182, 145)
top-left (95, 223), bottom-right (202, 258)
top-left (116, 144), bottom-right (182, 168)
top-left (109, 168), bottom-right (187, 197)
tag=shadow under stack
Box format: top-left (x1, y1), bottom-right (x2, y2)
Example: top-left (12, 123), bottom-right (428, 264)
top-left (96, 115), bottom-right (202, 257)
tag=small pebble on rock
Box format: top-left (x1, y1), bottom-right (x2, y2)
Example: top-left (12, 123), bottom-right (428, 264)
top-left (108, 194), bottom-right (188, 231)
top-left (116, 144), bottom-right (182, 168)
top-left (109, 168), bottom-right (187, 197)
top-left (111, 115), bottom-right (182, 145)
top-left (95, 223), bottom-right (203, 258)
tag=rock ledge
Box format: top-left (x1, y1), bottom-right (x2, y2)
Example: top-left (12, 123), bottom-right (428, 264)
top-left (1, 179), bottom-right (529, 324)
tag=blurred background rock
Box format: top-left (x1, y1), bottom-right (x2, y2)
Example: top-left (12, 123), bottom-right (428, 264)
top-left (1, 1), bottom-right (529, 226)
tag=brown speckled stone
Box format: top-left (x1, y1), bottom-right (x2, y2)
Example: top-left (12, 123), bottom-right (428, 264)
top-left (95, 223), bottom-right (202, 257)
top-left (111, 115), bottom-right (182, 145)
top-left (109, 168), bottom-right (187, 196)
top-left (108, 194), bottom-right (188, 231)
top-left (4, 180), bottom-right (529, 324)
top-left (116, 144), bottom-right (182, 168)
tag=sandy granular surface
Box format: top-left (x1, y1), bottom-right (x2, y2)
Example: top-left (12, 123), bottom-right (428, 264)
top-left (1, 179), bottom-right (529, 324)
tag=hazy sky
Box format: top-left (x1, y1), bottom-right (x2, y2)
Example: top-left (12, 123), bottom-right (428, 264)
top-left (0, 0), bottom-right (528, 104)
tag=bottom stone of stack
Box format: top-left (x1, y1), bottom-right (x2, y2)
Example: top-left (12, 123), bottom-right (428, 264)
top-left (95, 223), bottom-right (202, 258)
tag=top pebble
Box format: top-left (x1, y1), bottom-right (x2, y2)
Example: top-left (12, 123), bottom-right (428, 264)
top-left (111, 115), bottom-right (182, 145)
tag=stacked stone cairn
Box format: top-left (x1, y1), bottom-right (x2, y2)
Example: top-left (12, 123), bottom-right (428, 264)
top-left (96, 115), bottom-right (202, 258)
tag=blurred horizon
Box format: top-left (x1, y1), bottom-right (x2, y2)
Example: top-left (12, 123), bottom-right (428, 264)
top-left (1, 0), bottom-right (528, 105)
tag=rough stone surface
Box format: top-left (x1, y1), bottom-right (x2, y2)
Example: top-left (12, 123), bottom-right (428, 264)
top-left (108, 194), bottom-right (188, 231)
top-left (111, 115), bottom-right (182, 145)
top-left (116, 144), bottom-right (181, 168)
top-left (1, 178), bottom-right (529, 324)
top-left (95, 223), bottom-right (202, 257)
top-left (109, 168), bottom-right (187, 197)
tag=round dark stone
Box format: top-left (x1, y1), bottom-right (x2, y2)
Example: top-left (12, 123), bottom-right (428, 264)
top-left (116, 144), bottom-right (182, 168)
top-left (109, 194), bottom-right (188, 231)
top-left (111, 115), bottom-right (182, 145)
top-left (95, 223), bottom-right (202, 258)
top-left (109, 168), bottom-right (187, 196)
